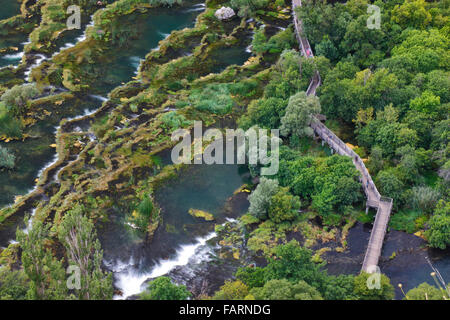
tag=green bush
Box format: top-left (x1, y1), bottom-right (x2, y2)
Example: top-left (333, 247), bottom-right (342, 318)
top-left (0, 105), bottom-right (22, 138)
top-left (140, 276), bottom-right (190, 300)
top-left (161, 111), bottom-right (191, 130)
top-left (189, 83), bottom-right (234, 115)
top-left (0, 146), bottom-right (15, 169)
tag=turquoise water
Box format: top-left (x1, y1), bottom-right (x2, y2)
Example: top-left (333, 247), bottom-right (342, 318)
top-left (89, 2), bottom-right (205, 93)
top-left (0, 0), bottom-right (21, 21)
top-left (99, 159), bottom-right (251, 298)
top-left (0, 0), bottom-right (25, 67)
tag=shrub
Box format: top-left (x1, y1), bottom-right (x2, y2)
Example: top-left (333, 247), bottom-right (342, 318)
top-left (0, 103), bottom-right (22, 138)
top-left (425, 200), bottom-right (450, 249)
top-left (353, 272), bottom-right (395, 300)
top-left (268, 187), bottom-right (301, 223)
top-left (248, 177), bottom-right (279, 220)
top-left (0, 84), bottom-right (39, 116)
top-left (189, 84), bottom-right (234, 115)
top-left (213, 280), bottom-right (249, 300)
top-left (411, 186), bottom-right (441, 214)
top-left (250, 279), bottom-right (323, 300)
top-left (0, 146), bottom-right (16, 169)
top-left (161, 111), bottom-right (191, 130)
top-left (140, 277), bottom-right (190, 300)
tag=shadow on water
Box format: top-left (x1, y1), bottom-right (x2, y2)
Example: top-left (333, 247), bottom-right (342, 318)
top-left (323, 222), bottom-right (450, 299)
top-left (0, 0), bottom-right (21, 21)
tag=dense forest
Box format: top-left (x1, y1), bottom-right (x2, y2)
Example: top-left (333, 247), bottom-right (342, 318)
top-left (0, 0), bottom-right (448, 301)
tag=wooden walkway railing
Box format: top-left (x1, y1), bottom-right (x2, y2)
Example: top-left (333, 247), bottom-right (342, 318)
top-left (291, 0), bottom-right (393, 273)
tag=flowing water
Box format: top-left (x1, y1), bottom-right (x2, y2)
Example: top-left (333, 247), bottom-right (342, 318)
top-left (1, 1), bottom-right (447, 301)
top-left (88, 1), bottom-right (206, 94)
top-left (100, 161), bottom-right (251, 299)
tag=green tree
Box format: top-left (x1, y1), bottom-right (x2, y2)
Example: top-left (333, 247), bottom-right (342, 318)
top-left (16, 219), bottom-right (67, 300)
top-left (391, 0), bottom-right (432, 29)
top-left (140, 277), bottom-right (191, 300)
top-left (248, 177), bottom-right (279, 220)
top-left (235, 266), bottom-right (266, 289)
top-left (230, 0), bottom-right (270, 17)
top-left (323, 274), bottom-right (357, 300)
top-left (268, 187), bottom-right (301, 223)
top-left (0, 267), bottom-right (30, 300)
top-left (252, 27), bottom-right (268, 55)
top-left (411, 186), bottom-right (441, 214)
top-left (213, 280), bottom-right (249, 300)
top-left (353, 272), bottom-right (395, 300)
top-left (250, 279), bottom-right (323, 300)
top-left (375, 169), bottom-right (405, 205)
top-left (404, 282), bottom-right (446, 300)
top-left (265, 240), bottom-right (326, 290)
top-left (0, 83), bottom-right (39, 116)
top-left (280, 91), bottom-right (321, 138)
top-left (425, 200), bottom-right (450, 249)
top-left (58, 205), bottom-right (113, 300)
top-left (410, 90), bottom-right (441, 117)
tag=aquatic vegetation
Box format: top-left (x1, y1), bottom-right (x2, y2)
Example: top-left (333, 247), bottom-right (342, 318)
top-left (0, 0), bottom-right (447, 302)
top-left (0, 146), bottom-right (16, 169)
top-left (188, 208), bottom-right (214, 221)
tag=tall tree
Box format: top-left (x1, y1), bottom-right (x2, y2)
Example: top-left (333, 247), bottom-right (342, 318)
top-left (16, 219), bottom-right (67, 300)
top-left (58, 205), bottom-right (113, 300)
top-left (280, 91), bottom-right (321, 138)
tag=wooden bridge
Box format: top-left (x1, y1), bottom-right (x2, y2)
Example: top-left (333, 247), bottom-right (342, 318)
top-left (291, 0), bottom-right (393, 273)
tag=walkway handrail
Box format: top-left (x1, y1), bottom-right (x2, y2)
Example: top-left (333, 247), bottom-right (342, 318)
top-left (292, 0), bottom-right (393, 273)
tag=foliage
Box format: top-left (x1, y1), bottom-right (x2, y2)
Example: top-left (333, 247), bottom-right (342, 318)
top-left (250, 279), bottom-right (323, 300)
top-left (425, 200), bottom-right (450, 249)
top-left (230, 0), bottom-right (270, 17)
top-left (0, 267), bottom-right (29, 300)
top-left (252, 27), bottom-right (295, 55)
top-left (189, 83), bottom-right (234, 115)
top-left (140, 276), bottom-right (191, 300)
top-left (0, 104), bottom-right (22, 138)
top-left (248, 177), bottom-right (279, 220)
top-left (323, 274), bottom-right (357, 300)
top-left (161, 111), bottom-right (191, 131)
top-left (264, 240), bottom-right (327, 291)
top-left (0, 84), bottom-right (39, 116)
top-left (235, 266), bottom-right (266, 288)
top-left (276, 154), bottom-right (361, 218)
top-left (268, 186), bottom-right (301, 223)
top-left (280, 91), bottom-right (321, 138)
top-left (17, 219), bottom-right (67, 300)
top-left (213, 280), bottom-right (249, 300)
top-left (404, 282), bottom-right (446, 300)
top-left (0, 146), bottom-right (16, 169)
top-left (391, 0), bottom-right (432, 29)
top-left (353, 272), bottom-right (395, 300)
top-left (411, 186), bottom-right (441, 214)
top-left (58, 205), bottom-right (113, 299)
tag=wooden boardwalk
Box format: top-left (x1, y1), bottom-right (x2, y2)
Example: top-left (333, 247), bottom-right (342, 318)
top-left (291, 0), bottom-right (393, 273)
